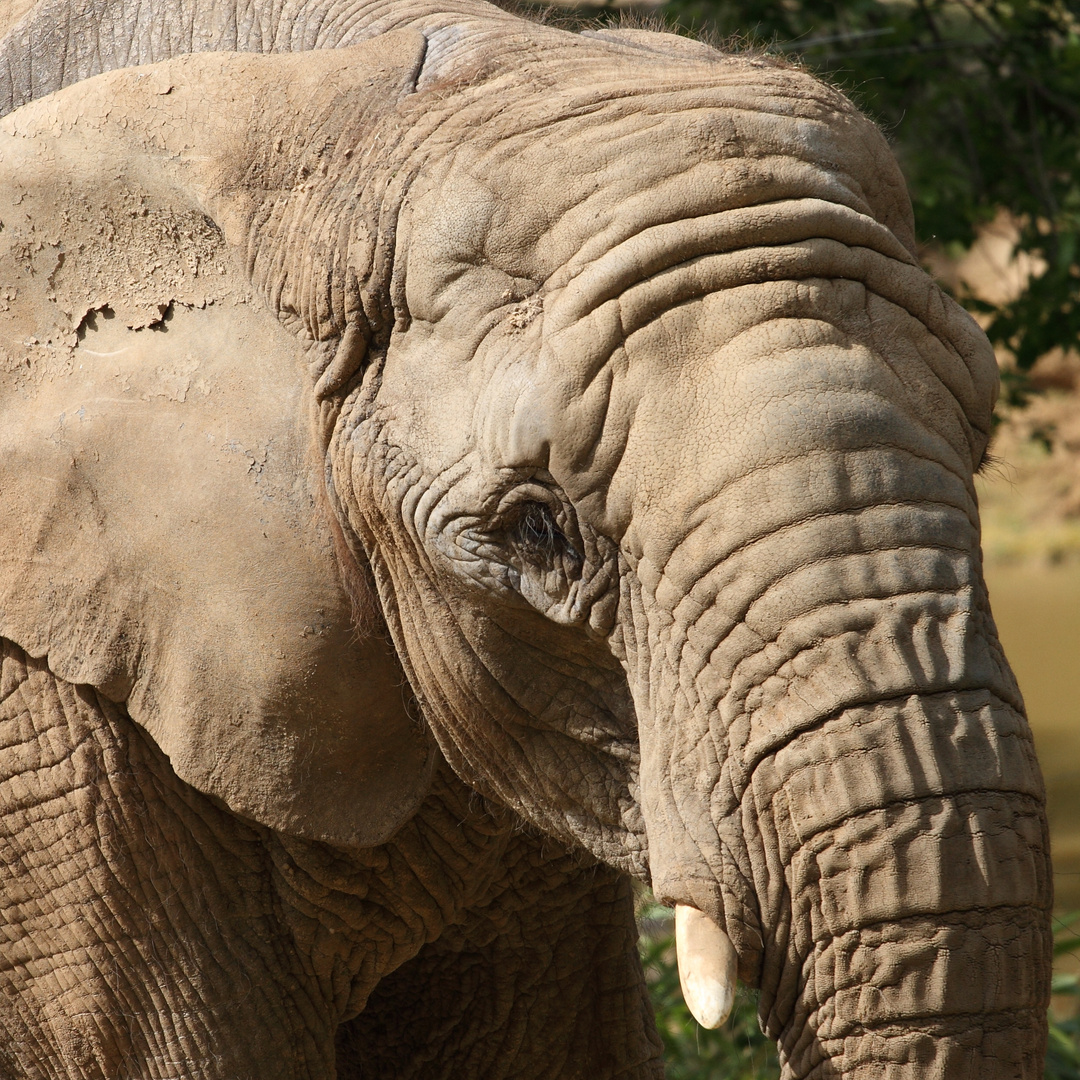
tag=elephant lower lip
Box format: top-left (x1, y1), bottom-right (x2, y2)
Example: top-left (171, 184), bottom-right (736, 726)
top-left (674, 903), bottom-right (738, 1029)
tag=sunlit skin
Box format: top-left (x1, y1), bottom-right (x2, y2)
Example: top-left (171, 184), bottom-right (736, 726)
top-left (0, 1), bottom-right (1052, 1076)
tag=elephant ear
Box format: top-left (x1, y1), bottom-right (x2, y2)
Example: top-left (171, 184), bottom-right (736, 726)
top-left (0, 31), bottom-right (439, 846)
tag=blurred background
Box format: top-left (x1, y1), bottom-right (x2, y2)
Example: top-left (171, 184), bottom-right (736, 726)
top-left (511, 0), bottom-right (1080, 1072)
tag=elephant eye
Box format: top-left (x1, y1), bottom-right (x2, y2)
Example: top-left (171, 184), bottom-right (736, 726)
top-left (509, 501), bottom-right (583, 578)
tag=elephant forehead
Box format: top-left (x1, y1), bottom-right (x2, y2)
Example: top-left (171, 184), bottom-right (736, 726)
top-left (397, 82), bottom-right (923, 481)
top-left (497, 269), bottom-right (989, 544)
top-left (401, 57), bottom-right (913, 311)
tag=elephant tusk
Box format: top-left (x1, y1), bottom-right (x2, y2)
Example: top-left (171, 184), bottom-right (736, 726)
top-left (674, 903), bottom-right (738, 1029)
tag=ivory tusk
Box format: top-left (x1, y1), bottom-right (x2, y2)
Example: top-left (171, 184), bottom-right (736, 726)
top-left (674, 903), bottom-right (738, 1029)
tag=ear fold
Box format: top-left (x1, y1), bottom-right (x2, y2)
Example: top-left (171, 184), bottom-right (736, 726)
top-left (0, 32), bottom-right (438, 845)
top-left (138, 31), bottom-right (433, 402)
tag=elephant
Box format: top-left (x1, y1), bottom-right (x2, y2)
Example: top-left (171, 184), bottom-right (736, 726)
top-left (0, 0), bottom-right (1053, 1077)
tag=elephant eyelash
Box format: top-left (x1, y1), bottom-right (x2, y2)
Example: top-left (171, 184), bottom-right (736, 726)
top-left (516, 502), bottom-right (561, 551)
top-left (509, 501), bottom-right (583, 575)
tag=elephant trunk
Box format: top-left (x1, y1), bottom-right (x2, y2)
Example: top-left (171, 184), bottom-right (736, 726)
top-left (757, 693), bottom-right (1048, 1077)
top-left (648, 691), bottom-right (1051, 1078)
top-left (633, 496), bottom-right (1052, 1077)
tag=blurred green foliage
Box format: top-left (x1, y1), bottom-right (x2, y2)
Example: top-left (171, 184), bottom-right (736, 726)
top-left (646, 0), bottom-right (1080, 397)
top-left (638, 904), bottom-right (1080, 1079)
top-left (1048, 913), bottom-right (1080, 1080)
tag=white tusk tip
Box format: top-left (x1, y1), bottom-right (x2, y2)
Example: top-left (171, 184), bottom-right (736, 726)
top-left (674, 903), bottom-right (738, 1029)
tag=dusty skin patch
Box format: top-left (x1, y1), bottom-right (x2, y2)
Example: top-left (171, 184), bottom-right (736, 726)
top-left (506, 293), bottom-right (543, 331)
top-left (0, 146), bottom-right (242, 389)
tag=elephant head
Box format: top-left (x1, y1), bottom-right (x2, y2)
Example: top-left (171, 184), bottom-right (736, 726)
top-left (0, 5), bottom-right (1051, 1076)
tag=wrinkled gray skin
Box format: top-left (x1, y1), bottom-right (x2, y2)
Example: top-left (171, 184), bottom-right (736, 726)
top-left (0, 1), bottom-right (1052, 1078)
